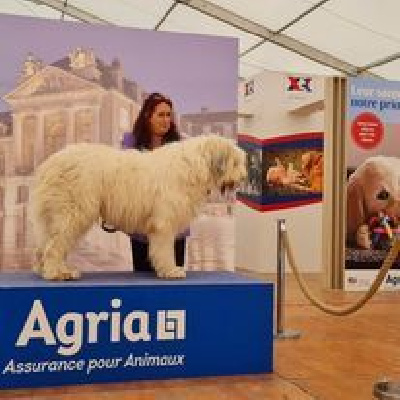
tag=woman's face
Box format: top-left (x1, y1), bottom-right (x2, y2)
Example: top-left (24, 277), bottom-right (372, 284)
top-left (149, 102), bottom-right (172, 137)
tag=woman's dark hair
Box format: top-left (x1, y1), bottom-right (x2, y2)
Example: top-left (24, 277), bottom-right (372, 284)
top-left (132, 92), bottom-right (181, 149)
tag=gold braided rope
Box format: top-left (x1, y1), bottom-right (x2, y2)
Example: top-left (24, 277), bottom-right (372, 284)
top-left (282, 230), bottom-right (400, 316)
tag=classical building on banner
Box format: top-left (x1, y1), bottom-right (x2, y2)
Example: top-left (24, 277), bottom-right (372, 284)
top-left (180, 108), bottom-right (237, 139)
top-left (0, 47), bottom-right (237, 273)
top-left (0, 48), bottom-right (146, 271)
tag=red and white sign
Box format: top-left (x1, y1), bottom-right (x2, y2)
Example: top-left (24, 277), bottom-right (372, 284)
top-left (351, 112), bottom-right (384, 150)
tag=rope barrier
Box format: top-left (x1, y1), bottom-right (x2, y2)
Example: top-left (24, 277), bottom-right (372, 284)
top-left (282, 229), bottom-right (400, 316)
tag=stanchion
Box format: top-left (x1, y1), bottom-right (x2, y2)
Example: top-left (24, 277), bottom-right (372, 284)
top-left (274, 219), bottom-right (301, 339)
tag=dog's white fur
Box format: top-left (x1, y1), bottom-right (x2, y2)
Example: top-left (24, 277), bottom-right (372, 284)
top-left (347, 155), bottom-right (400, 248)
top-left (31, 135), bottom-right (247, 280)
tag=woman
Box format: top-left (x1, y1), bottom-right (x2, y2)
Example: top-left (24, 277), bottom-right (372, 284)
top-left (122, 92), bottom-right (187, 272)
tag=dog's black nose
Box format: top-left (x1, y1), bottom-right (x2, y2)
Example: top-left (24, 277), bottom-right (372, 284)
top-left (377, 189), bottom-right (390, 201)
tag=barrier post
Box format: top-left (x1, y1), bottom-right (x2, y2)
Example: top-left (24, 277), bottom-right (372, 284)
top-left (275, 219), bottom-right (301, 339)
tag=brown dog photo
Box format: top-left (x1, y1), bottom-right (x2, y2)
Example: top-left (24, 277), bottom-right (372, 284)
top-left (346, 156), bottom-right (400, 249)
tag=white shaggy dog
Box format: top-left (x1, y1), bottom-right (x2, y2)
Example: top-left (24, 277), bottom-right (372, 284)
top-left (31, 135), bottom-right (247, 280)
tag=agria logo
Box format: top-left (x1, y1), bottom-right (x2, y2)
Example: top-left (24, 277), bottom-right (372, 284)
top-left (15, 299), bottom-right (186, 356)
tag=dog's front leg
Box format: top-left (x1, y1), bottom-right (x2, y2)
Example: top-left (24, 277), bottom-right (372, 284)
top-left (148, 232), bottom-right (186, 279)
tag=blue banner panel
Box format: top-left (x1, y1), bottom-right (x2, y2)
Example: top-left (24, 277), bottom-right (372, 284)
top-left (0, 271), bottom-right (273, 389)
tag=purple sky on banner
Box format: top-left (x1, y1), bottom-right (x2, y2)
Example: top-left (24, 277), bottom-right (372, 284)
top-left (0, 13), bottom-right (238, 114)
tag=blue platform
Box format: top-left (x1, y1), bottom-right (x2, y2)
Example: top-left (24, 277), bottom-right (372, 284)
top-left (0, 271), bottom-right (274, 389)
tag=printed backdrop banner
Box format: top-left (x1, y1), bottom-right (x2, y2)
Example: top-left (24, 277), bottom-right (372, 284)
top-left (345, 77), bottom-right (400, 291)
top-left (0, 13), bottom-right (238, 274)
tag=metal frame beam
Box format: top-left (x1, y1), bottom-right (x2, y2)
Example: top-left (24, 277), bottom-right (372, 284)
top-left (154, 1), bottom-right (179, 30)
top-left (177, 0), bottom-right (378, 77)
top-left (26, 0), bottom-right (390, 78)
top-left (357, 52), bottom-right (400, 74)
top-left (276, 0), bottom-right (331, 34)
top-left (26, 0), bottom-right (111, 24)
top-left (241, 0), bottom-right (332, 59)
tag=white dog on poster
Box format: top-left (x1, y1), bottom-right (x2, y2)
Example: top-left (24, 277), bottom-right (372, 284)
top-left (347, 155), bottom-right (400, 248)
top-left (31, 135), bottom-right (246, 281)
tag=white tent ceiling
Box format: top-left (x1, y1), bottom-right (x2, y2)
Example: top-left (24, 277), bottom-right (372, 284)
top-left (1, 0), bottom-right (399, 80)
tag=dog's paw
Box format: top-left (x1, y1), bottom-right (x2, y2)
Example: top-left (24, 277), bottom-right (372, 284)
top-left (156, 267), bottom-right (186, 279)
top-left (41, 264), bottom-right (81, 281)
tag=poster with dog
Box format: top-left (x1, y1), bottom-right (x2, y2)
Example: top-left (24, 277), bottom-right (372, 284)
top-left (238, 132), bottom-right (323, 211)
top-left (345, 77), bottom-right (400, 290)
top-left (0, 14), bottom-right (238, 275)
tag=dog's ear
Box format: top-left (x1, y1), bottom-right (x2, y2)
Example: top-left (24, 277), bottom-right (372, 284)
top-left (200, 136), bottom-right (229, 181)
top-left (346, 175), bottom-right (366, 241)
top-left (210, 152), bottom-right (228, 179)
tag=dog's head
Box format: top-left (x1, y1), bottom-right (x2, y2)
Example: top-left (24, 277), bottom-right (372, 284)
top-left (196, 135), bottom-right (247, 194)
top-left (347, 156), bottom-right (400, 240)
